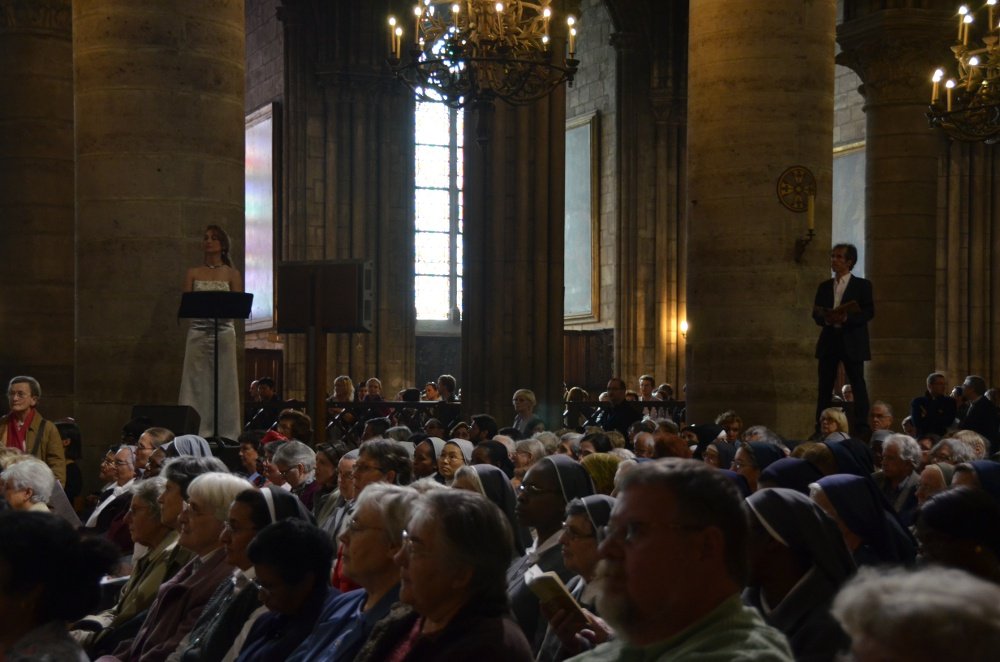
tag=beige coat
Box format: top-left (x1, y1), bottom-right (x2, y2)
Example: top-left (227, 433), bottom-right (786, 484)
top-left (0, 411), bottom-right (66, 484)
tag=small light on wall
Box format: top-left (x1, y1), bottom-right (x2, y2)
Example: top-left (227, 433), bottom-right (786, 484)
top-left (680, 320), bottom-right (689, 339)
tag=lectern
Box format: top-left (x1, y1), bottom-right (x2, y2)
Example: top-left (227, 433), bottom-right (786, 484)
top-left (178, 291), bottom-right (254, 441)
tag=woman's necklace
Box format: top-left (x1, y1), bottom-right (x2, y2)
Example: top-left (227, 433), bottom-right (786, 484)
top-left (204, 262), bottom-right (223, 269)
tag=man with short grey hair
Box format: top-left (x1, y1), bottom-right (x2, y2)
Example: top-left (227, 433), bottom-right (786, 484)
top-left (570, 460), bottom-right (792, 661)
top-left (872, 434), bottom-right (921, 525)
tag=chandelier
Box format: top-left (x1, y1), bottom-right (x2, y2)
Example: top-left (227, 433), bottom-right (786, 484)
top-left (386, 0), bottom-right (579, 109)
top-left (928, 1), bottom-right (1000, 142)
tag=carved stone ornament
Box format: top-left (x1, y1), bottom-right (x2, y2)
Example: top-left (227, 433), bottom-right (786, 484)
top-left (776, 166), bottom-right (816, 213)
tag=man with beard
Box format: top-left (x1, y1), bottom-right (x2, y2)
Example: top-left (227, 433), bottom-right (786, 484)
top-left (568, 459), bottom-right (792, 661)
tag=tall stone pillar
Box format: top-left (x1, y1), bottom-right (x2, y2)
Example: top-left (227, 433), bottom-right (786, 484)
top-left (462, 92), bottom-right (567, 426)
top-left (687, 0), bottom-right (835, 433)
top-left (837, 5), bottom-right (951, 420)
top-left (0, 0), bottom-right (74, 416)
top-left (74, 1), bottom-right (245, 449)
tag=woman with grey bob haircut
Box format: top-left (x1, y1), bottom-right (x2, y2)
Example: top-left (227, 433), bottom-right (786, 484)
top-left (1, 459), bottom-right (56, 510)
top-left (832, 566), bottom-right (1000, 661)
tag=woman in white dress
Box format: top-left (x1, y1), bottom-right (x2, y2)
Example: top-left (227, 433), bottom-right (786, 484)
top-left (179, 225), bottom-right (243, 441)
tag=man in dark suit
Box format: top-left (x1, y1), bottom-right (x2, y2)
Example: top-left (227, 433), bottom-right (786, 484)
top-left (813, 244), bottom-right (874, 435)
top-left (959, 374), bottom-right (999, 454)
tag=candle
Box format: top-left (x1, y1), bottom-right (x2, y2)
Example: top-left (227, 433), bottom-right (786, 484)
top-left (946, 79), bottom-right (956, 111)
top-left (495, 2), bottom-right (504, 38)
top-left (543, 7), bottom-right (551, 39)
top-left (932, 69), bottom-right (944, 104)
top-left (413, 5), bottom-right (422, 44)
top-left (990, 0), bottom-right (997, 31)
top-left (807, 194), bottom-right (815, 231)
top-left (959, 5), bottom-right (969, 41)
top-left (452, 3), bottom-right (460, 30)
top-left (567, 16), bottom-right (577, 56)
top-left (395, 27), bottom-right (403, 59)
top-left (388, 16), bottom-right (397, 57)
top-left (964, 14), bottom-right (973, 45)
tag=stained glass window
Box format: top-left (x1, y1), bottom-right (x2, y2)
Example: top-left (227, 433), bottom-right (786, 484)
top-left (415, 99), bottom-right (463, 322)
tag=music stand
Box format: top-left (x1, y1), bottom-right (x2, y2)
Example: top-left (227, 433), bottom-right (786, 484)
top-left (178, 291), bottom-right (254, 441)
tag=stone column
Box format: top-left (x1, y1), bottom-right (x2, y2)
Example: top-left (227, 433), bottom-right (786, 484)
top-left (462, 91), bottom-right (567, 426)
top-left (74, 0), bottom-right (245, 448)
top-left (837, 6), bottom-right (952, 420)
top-left (687, 0), bottom-right (835, 433)
top-left (0, 0), bottom-right (74, 416)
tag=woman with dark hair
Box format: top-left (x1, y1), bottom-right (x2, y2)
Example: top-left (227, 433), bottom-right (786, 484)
top-left (236, 519), bottom-right (336, 661)
top-left (179, 224), bottom-right (243, 442)
top-left (311, 442), bottom-right (345, 523)
top-left (745, 488), bottom-right (854, 661)
top-left (810, 474), bottom-right (916, 567)
top-left (732, 442), bottom-right (785, 493)
top-left (471, 439), bottom-right (516, 478)
top-left (0, 511), bottom-right (119, 659)
top-left (355, 489), bottom-right (532, 662)
top-left (916, 486), bottom-right (1000, 584)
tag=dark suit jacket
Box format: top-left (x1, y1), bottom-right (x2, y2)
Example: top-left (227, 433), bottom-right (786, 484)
top-left (506, 544), bottom-right (574, 653)
top-left (813, 275), bottom-right (874, 361)
top-left (961, 396), bottom-right (1000, 450)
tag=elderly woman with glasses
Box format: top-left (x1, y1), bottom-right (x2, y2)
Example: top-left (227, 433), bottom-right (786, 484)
top-left (288, 483), bottom-right (420, 662)
top-left (273, 440), bottom-right (321, 510)
top-left (355, 489), bottom-right (533, 662)
top-left (1, 458), bottom-right (56, 513)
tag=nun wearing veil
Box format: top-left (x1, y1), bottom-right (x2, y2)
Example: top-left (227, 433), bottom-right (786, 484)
top-left (506, 454), bottom-right (594, 653)
top-left (745, 488), bottom-right (855, 662)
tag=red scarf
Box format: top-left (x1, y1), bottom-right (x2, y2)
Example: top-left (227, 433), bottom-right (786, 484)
top-left (5, 409), bottom-right (34, 452)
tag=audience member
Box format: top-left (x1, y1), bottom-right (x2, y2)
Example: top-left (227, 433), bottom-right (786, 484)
top-left (732, 442), bottom-right (785, 493)
top-left (915, 461), bottom-right (955, 506)
top-left (437, 439), bottom-right (472, 486)
top-left (0, 376), bottom-right (67, 484)
top-left (273, 440), bottom-right (320, 510)
top-left (871, 434), bottom-right (921, 525)
top-left (1, 459), bottom-right (55, 512)
top-left (758, 457), bottom-right (824, 495)
top-left (959, 375), bottom-right (999, 454)
top-left (914, 486), bottom-right (1000, 584)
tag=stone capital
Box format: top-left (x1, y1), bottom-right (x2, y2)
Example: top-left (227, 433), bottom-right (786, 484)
top-left (837, 9), bottom-right (954, 105)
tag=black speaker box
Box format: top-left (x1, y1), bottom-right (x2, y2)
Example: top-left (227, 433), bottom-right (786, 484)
top-left (276, 260), bottom-right (373, 333)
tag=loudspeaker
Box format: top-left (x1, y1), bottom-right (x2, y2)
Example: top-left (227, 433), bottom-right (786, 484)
top-left (276, 260), bottom-right (373, 333)
top-left (130, 405), bottom-right (201, 436)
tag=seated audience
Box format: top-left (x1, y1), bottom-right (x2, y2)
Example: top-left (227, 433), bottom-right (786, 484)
top-left (1, 458), bottom-right (55, 512)
top-left (818, 407), bottom-right (850, 441)
top-left (915, 461), bottom-right (955, 506)
top-left (953, 460), bottom-right (1000, 504)
top-left (101, 471), bottom-right (250, 662)
top-left (579, 432), bottom-right (613, 457)
top-left (437, 439), bottom-right (472, 486)
top-left (355, 489), bottom-right (533, 661)
top-left (953, 429), bottom-right (989, 460)
top-left (745, 488), bottom-right (854, 661)
top-left (537, 494), bottom-right (615, 662)
top-left (732, 442), bottom-right (785, 493)
top-left (832, 566), bottom-right (1000, 661)
top-left (871, 434), bottom-right (921, 525)
top-left (701, 439), bottom-right (737, 470)
top-left (571, 459), bottom-right (792, 661)
top-left (288, 483), bottom-right (419, 662)
top-left (412, 437), bottom-right (445, 480)
top-left (273, 440), bottom-right (321, 509)
top-left (236, 519), bottom-right (337, 661)
top-left (915, 486), bottom-right (1000, 584)
top-left (165, 435), bottom-right (213, 458)
top-left (0, 511), bottom-right (119, 660)
top-left (86, 445), bottom-right (137, 530)
top-left (929, 436), bottom-right (976, 464)
top-left (453, 463), bottom-right (528, 555)
top-left (311, 442), bottom-right (344, 522)
top-left (175, 486), bottom-right (312, 661)
top-left (236, 431), bottom-right (265, 486)
top-left (318, 449), bottom-right (357, 539)
top-left (508, 455), bottom-right (595, 652)
top-left (809, 475), bottom-right (916, 567)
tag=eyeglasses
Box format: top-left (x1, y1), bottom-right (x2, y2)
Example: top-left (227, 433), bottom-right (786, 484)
top-left (731, 460), bottom-right (753, 470)
top-left (114, 460), bottom-right (131, 467)
top-left (345, 516), bottom-right (384, 535)
top-left (400, 529), bottom-right (429, 558)
top-left (601, 520), bottom-right (704, 545)
top-left (351, 463), bottom-right (385, 476)
top-left (278, 465), bottom-right (300, 479)
top-left (7, 391), bottom-right (32, 400)
top-left (560, 522), bottom-right (595, 541)
top-left (517, 482), bottom-right (559, 497)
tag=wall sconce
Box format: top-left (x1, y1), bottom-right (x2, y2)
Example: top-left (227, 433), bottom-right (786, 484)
top-left (680, 320), bottom-right (689, 339)
top-left (794, 193), bottom-right (816, 263)
top-left (777, 166), bottom-right (816, 263)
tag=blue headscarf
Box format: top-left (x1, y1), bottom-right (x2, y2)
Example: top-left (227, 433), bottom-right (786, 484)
top-left (746, 442), bottom-right (785, 471)
top-left (969, 460), bottom-right (1000, 505)
top-left (570, 494), bottom-right (616, 543)
top-left (760, 458), bottom-right (824, 495)
top-left (472, 464), bottom-right (527, 554)
top-left (816, 474), bottom-right (916, 565)
top-left (718, 469), bottom-right (751, 499)
top-left (540, 454), bottom-right (595, 504)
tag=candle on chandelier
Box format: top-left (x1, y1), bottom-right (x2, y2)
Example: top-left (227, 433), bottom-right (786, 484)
top-left (452, 3), bottom-right (460, 30)
top-left (959, 5), bottom-right (969, 41)
top-left (932, 69), bottom-right (944, 104)
top-left (395, 27), bottom-right (403, 58)
top-left (543, 6), bottom-right (552, 39)
top-left (496, 2), bottom-right (504, 38)
top-left (946, 79), bottom-right (956, 111)
top-left (963, 14), bottom-right (974, 45)
top-left (388, 16), bottom-right (397, 57)
top-left (990, 0), bottom-right (997, 31)
top-left (413, 5), bottom-right (422, 44)
top-left (567, 15), bottom-right (577, 56)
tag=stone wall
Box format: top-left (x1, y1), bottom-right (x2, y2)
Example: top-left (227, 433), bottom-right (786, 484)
top-left (565, 0), bottom-right (616, 331)
top-left (246, 0), bottom-right (283, 114)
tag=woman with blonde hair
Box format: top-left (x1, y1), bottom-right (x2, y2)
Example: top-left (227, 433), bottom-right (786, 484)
top-left (819, 407), bottom-right (850, 440)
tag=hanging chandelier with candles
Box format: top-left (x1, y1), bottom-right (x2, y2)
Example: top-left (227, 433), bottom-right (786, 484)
top-left (387, 0), bottom-right (579, 109)
top-left (928, 1), bottom-right (1000, 142)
